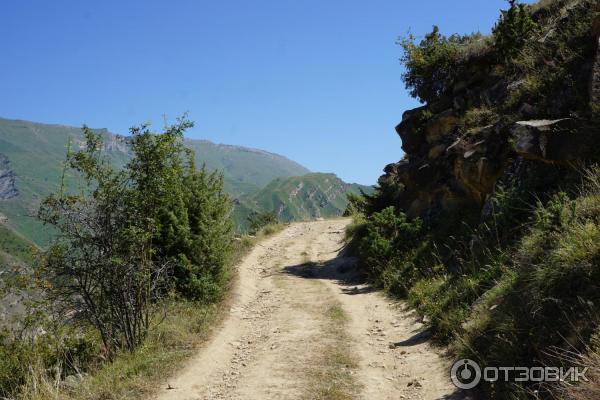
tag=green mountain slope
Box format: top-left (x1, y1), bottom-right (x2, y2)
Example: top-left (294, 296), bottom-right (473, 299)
top-left (235, 173), bottom-right (373, 230)
top-left (185, 139), bottom-right (309, 196)
top-left (0, 221), bottom-right (38, 272)
top-left (0, 117), bottom-right (309, 245)
top-left (0, 118), bottom-right (130, 245)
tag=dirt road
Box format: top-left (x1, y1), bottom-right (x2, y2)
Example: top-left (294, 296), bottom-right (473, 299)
top-left (156, 219), bottom-right (467, 400)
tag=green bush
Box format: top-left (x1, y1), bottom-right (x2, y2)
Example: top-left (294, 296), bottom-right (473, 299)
top-left (355, 207), bottom-right (425, 295)
top-left (493, 1), bottom-right (538, 63)
top-left (126, 120), bottom-right (233, 302)
top-left (343, 192), bottom-right (368, 216)
top-left (499, 0), bottom-right (597, 116)
top-left (399, 27), bottom-right (458, 103)
top-left (399, 26), bottom-right (485, 104)
top-left (247, 211), bottom-right (279, 235)
top-left (459, 106), bottom-right (500, 135)
top-left (359, 180), bottom-right (405, 216)
top-left (177, 166), bottom-right (233, 302)
top-left (37, 119), bottom-right (233, 358)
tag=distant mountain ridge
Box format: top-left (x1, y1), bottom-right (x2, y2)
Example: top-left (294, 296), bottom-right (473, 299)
top-left (184, 138), bottom-right (310, 195)
top-left (0, 117), bottom-right (310, 245)
top-left (234, 173), bottom-right (373, 230)
top-left (0, 117), bottom-right (371, 244)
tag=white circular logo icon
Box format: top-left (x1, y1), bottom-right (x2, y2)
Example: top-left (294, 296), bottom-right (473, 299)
top-left (451, 359), bottom-right (482, 389)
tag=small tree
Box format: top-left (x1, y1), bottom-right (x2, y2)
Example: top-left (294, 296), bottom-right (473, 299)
top-left (127, 119), bottom-right (193, 268)
top-left (38, 118), bottom-right (214, 357)
top-left (247, 211), bottom-right (278, 234)
top-left (357, 207), bottom-right (424, 294)
top-left (343, 192), bottom-right (368, 216)
top-left (399, 27), bottom-right (487, 104)
top-left (493, 0), bottom-right (538, 63)
top-left (39, 117), bottom-right (237, 356)
top-left (178, 163), bottom-right (233, 301)
top-left (39, 127), bottom-right (165, 357)
top-left (126, 119), bottom-right (234, 301)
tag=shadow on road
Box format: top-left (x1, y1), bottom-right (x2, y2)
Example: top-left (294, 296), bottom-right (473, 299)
top-left (390, 329), bottom-right (432, 347)
top-left (282, 250), bottom-right (477, 400)
top-left (281, 254), bottom-right (369, 290)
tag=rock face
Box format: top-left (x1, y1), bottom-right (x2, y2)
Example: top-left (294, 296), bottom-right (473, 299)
top-left (511, 119), bottom-right (597, 162)
top-left (590, 12), bottom-right (600, 107)
top-left (385, 104), bottom-right (599, 221)
top-left (381, 9), bottom-right (600, 223)
top-left (0, 154), bottom-right (18, 200)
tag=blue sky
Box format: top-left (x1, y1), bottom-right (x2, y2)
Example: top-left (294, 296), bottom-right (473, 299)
top-left (0, 0), bottom-right (528, 185)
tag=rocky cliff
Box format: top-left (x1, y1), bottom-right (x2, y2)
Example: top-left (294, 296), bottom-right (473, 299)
top-left (381, 0), bottom-right (600, 224)
top-left (0, 154), bottom-right (18, 200)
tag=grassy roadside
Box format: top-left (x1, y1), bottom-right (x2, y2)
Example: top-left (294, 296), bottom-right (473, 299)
top-left (294, 251), bottom-right (359, 400)
top-left (344, 167), bottom-right (600, 398)
top-left (19, 223), bottom-right (286, 400)
top-left (306, 302), bottom-right (359, 400)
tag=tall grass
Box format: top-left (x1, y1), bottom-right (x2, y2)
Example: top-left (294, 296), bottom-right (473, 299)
top-left (346, 165), bottom-right (600, 399)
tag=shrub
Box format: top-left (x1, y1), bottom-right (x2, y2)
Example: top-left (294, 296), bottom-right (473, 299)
top-left (356, 207), bottom-right (424, 295)
top-left (178, 166), bottom-right (233, 302)
top-left (38, 117), bottom-right (235, 357)
top-left (343, 192), bottom-right (368, 216)
top-left (360, 181), bottom-right (405, 216)
top-left (459, 106), bottom-right (500, 135)
top-left (493, 1), bottom-right (538, 64)
top-left (499, 0), bottom-right (597, 115)
top-left (39, 126), bottom-right (164, 356)
top-left (247, 211), bottom-right (279, 234)
top-left (399, 27), bottom-right (483, 103)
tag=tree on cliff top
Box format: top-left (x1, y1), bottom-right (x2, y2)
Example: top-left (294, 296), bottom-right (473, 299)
top-left (493, 0), bottom-right (538, 64)
top-left (399, 27), bottom-right (483, 104)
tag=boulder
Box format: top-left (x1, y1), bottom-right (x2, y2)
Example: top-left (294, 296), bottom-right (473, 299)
top-left (511, 119), bottom-right (596, 163)
top-left (396, 106), bottom-right (428, 154)
top-left (453, 156), bottom-right (500, 205)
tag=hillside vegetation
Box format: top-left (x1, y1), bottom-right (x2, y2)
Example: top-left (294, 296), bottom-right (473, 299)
top-left (0, 224), bottom-right (38, 271)
top-left (235, 173), bottom-right (373, 231)
top-left (0, 118), bottom-right (287, 399)
top-left (347, 0), bottom-right (600, 398)
top-left (187, 139), bottom-right (310, 196)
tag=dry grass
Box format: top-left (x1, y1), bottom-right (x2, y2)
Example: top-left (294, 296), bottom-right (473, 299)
top-left (304, 303), bottom-right (359, 400)
top-left (529, 0), bottom-right (580, 14)
top-left (564, 354), bottom-right (600, 400)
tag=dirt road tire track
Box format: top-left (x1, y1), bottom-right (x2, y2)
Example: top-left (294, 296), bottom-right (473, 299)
top-left (156, 219), bottom-right (468, 400)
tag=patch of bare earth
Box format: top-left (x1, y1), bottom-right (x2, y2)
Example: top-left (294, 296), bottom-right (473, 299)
top-left (155, 219), bottom-right (470, 400)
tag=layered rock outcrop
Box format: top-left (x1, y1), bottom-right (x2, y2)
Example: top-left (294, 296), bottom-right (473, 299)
top-left (381, 6), bottom-right (600, 222)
